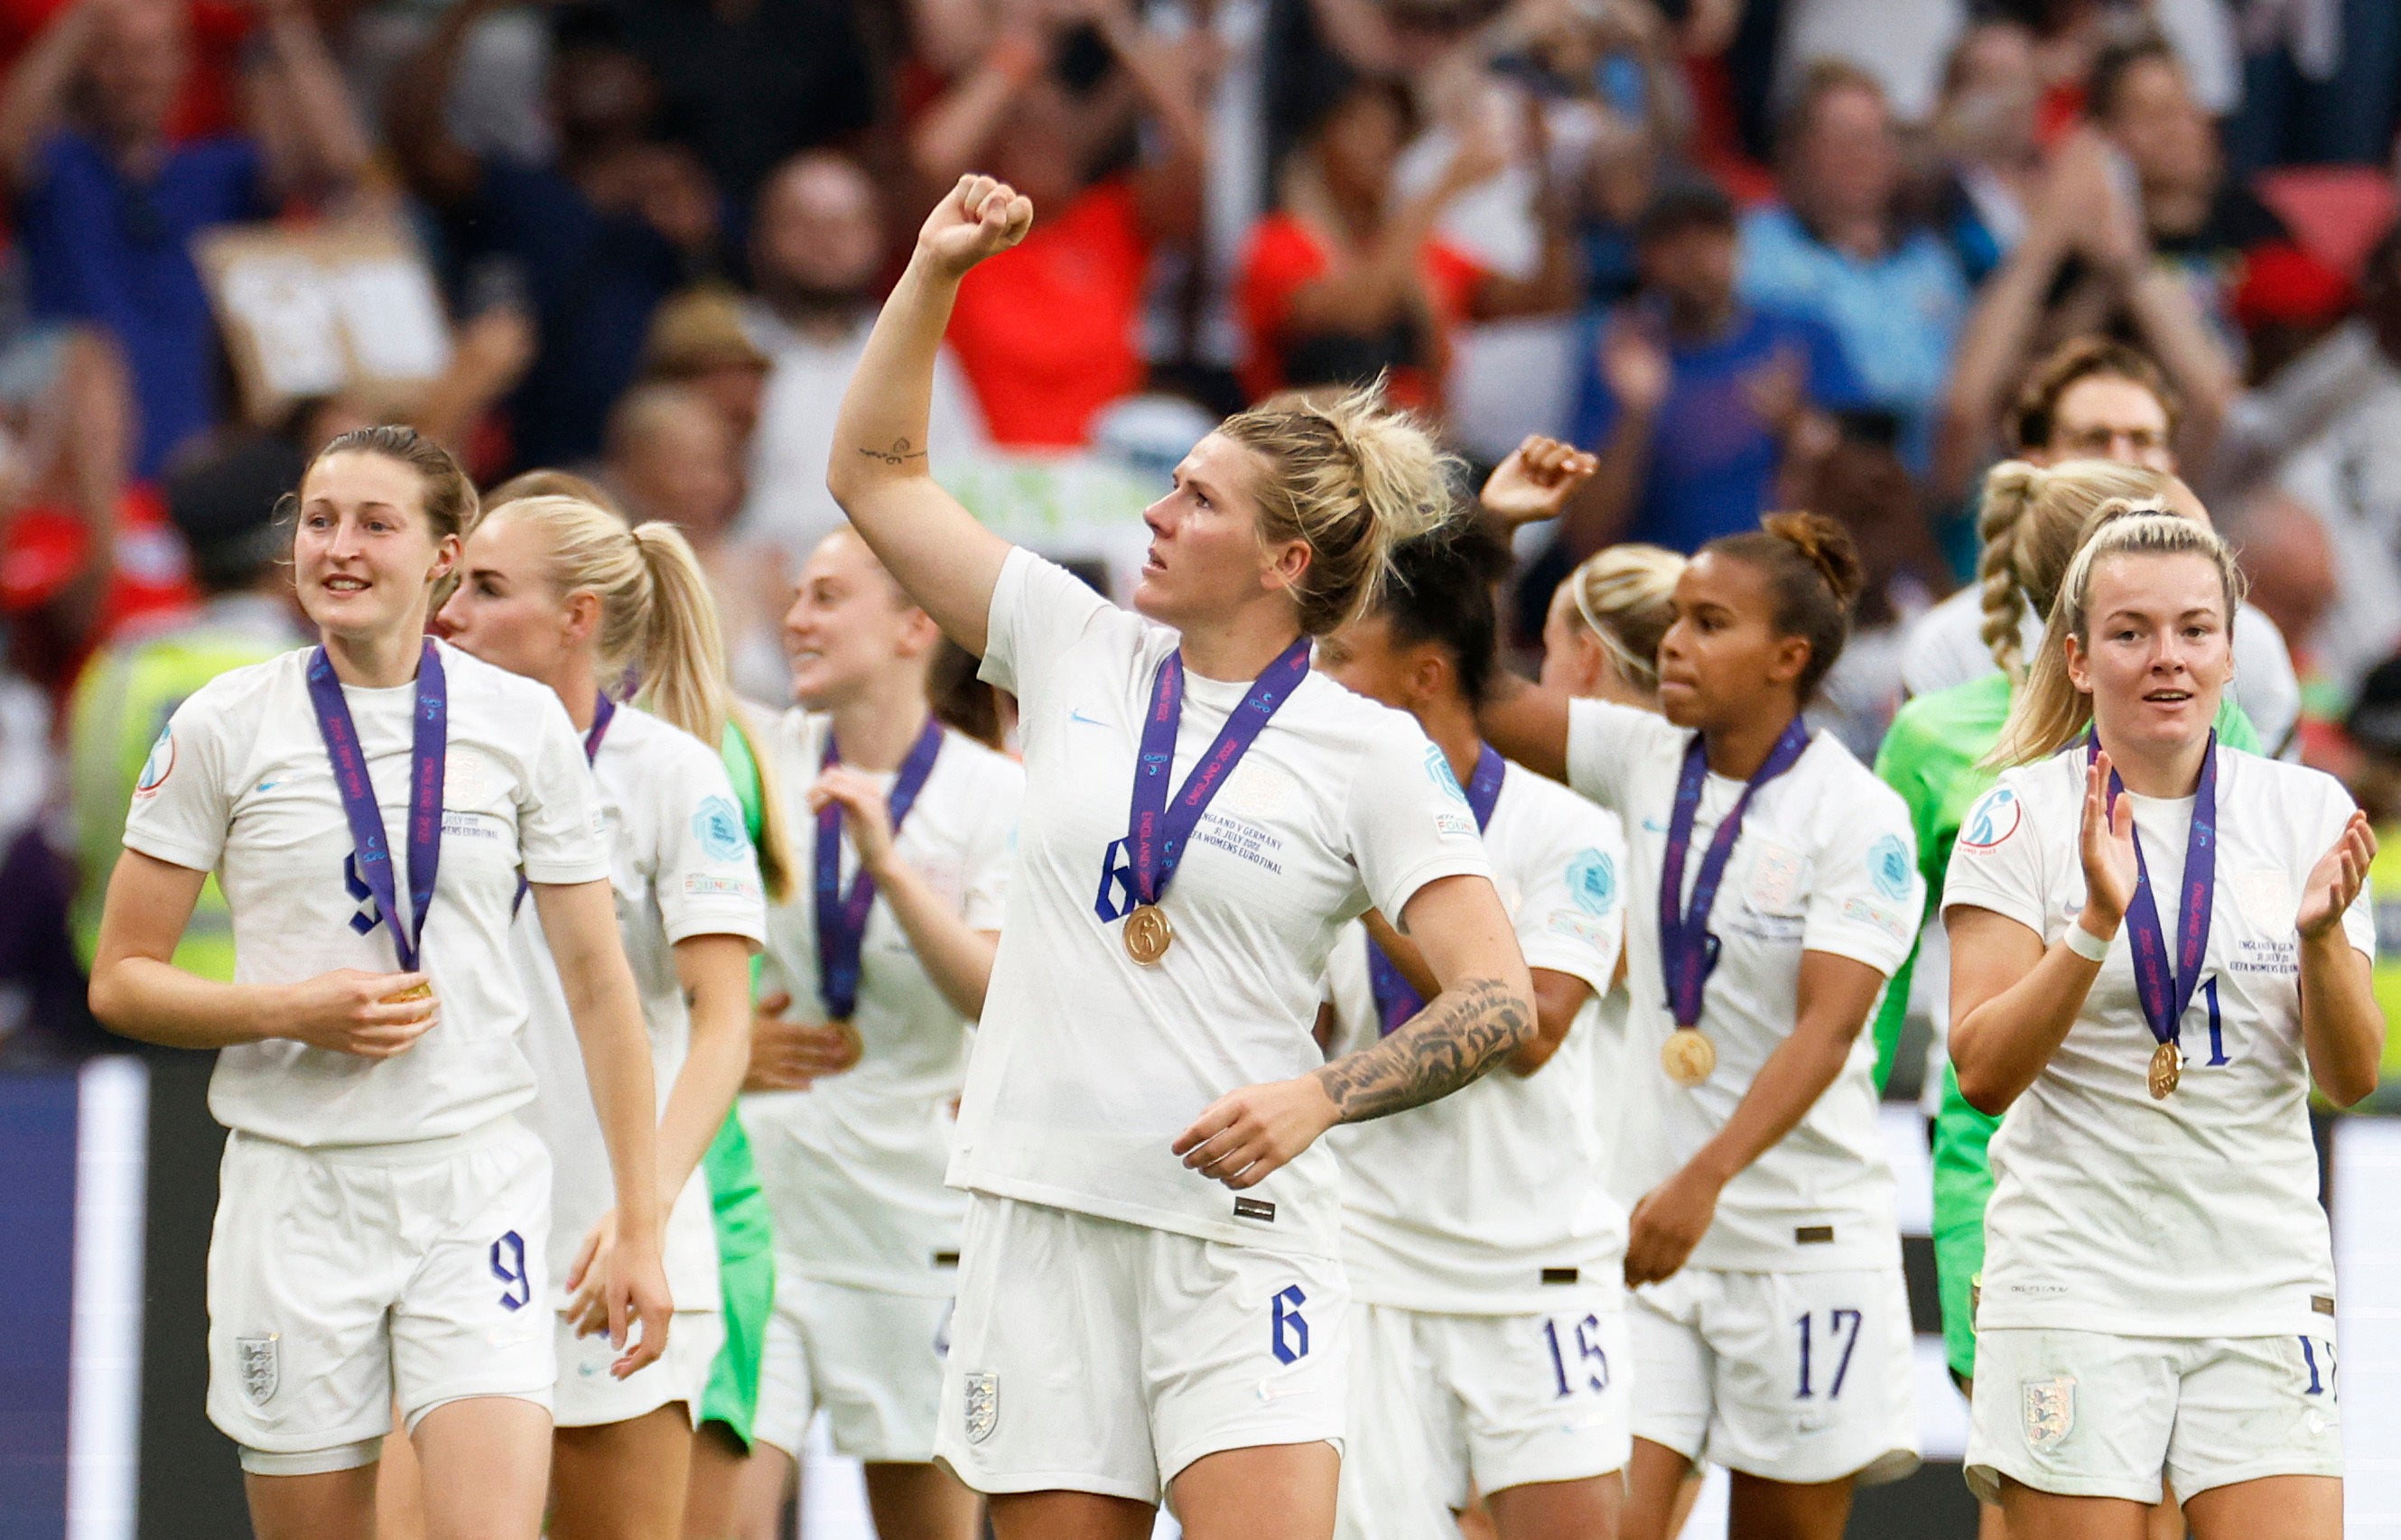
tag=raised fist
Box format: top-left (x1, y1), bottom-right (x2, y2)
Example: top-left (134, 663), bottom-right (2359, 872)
top-left (919, 175), bottom-right (1036, 278)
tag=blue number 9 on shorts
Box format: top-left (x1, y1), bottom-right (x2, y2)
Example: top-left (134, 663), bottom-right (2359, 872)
top-left (1271, 1285), bottom-right (1309, 1364)
top-left (491, 1230), bottom-right (530, 1312)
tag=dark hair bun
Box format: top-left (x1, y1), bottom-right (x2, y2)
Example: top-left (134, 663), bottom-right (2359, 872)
top-left (1761, 510), bottom-right (1863, 609)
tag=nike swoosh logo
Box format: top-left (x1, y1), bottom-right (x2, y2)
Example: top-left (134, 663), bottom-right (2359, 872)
top-left (1643, 818), bottom-right (1669, 833)
top-left (1068, 709), bottom-right (1108, 728)
top-left (256, 780), bottom-right (279, 793)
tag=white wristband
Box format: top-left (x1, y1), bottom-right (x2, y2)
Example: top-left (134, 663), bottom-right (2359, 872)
top-left (2063, 922), bottom-right (2111, 962)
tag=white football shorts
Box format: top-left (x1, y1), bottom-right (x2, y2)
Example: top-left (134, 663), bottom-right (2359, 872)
top-left (206, 1119), bottom-right (555, 1475)
top-left (755, 1272), bottom-right (955, 1463)
top-left (1631, 1264), bottom-right (1918, 1487)
top-left (935, 1194), bottom-right (1347, 1504)
top-left (1967, 1326), bottom-right (2343, 1504)
top-left (552, 1306), bottom-right (722, 1429)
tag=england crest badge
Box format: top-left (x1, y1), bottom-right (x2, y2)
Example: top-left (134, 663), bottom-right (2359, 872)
top-left (963, 1372), bottom-right (1000, 1444)
top-left (238, 1334), bottom-right (280, 1405)
top-left (2021, 1375), bottom-right (2075, 1452)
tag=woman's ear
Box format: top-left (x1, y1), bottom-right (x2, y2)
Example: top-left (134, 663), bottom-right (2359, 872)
top-left (2064, 632), bottom-right (2092, 696)
top-left (427, 532), bottom-right (462, 587)
top-left (1261, 538), bottom-right (1313, 598)
top-left (560, 589), bottom-right (604, 649)
top-left (1766, 634), bottom-right (1811, 688)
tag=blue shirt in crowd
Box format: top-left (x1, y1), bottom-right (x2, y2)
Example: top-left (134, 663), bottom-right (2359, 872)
top-left (1736, 202), bottom-right (1967, 468)
top-left (1570, 303), bottom-right (1864, 552)
top-left (16, 131), bottom-right (270, 478)
top-left (461, 159), bottom-right (690, 471)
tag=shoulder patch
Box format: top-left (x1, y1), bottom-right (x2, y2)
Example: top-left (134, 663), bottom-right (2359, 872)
top-left (1867, 832), bottom-right (1911, 902)
top-left (133, 728), bottom-right (174, 799)
top-left (1425, 743), bottom-right (1468, 804)
top-left (692, 795), bottom-right (750, 862)
top-left (1959, 785), bottom-right (2022, 851)
top-left (1567, 848), bottom-right (1618, 914)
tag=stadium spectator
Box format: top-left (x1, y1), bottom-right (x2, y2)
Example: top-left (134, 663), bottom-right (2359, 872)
top-left (637, 288), bottom-right (768, 451)
top-left (1922, 18), bottom-right (2044, 286)
top-left (1933, 119), bottom-right (2239, 505)
top-left (1560, 177), bottom-right (1861, 561)
top-left (2088, 34), bottom-right (2289, 338)
top-left (930, 0), bottom-right (1206, 447)
top-left (740, 150), bottom-right (985, 560)
top-left (0, 0), bottom-right (369, 478)
top-left (1237, 75), bottom-right (1501, 413)
top-left (2224, 226), bottom-right (2401, 692)
top-left (610, 0), bottom-right (872, 213)
top-left (1736, 60), bottom-right (1968, 470)
top-left (390, 0), bottom-right (724, 471)
top-left (603, 381), bottom-right (783, 699)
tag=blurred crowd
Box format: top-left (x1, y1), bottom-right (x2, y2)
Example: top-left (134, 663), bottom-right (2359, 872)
top-left (10, 0), bottom-right (2401, 1068)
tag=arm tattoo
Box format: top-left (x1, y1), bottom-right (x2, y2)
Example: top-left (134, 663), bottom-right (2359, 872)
top-left (1311, 976), bottom-right (1533, 1123)
top-left (857, 438), bottom-right (930, 466)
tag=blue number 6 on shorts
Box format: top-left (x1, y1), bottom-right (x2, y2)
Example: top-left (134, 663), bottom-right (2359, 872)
top-left (491, 1230), bottom-right (530, 1312)
top-left (1271, 1285), bottom-right (1309, 1364)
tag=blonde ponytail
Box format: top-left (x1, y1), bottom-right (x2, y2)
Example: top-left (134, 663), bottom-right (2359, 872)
top-left (725, 696), bottom-right (796, 905)
top-left (627, 521), bottom-right (731, 748)
top-left (1970, 459), bottom-right (2173, 683)
top-left (479, 494), bottom-right (731, 748)
top-left (1987, 512), bottom-right (2247, 768)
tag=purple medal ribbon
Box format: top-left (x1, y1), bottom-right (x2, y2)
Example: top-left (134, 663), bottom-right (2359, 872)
top-left (1121, 636), bottom-right (1313, 910)
top-left (307, 638), bottom-right (447, 972)
top-left (1368, 744), bottom-right (1504, 1034)
top-left (2088, 730), bottom-right (2217, 1057)
top-left (814, 719), bottom-right (945, 1021)
top-left (1657, 716), bottom-right (1811, 1026)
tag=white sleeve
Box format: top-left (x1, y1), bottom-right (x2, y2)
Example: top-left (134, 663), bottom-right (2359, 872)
top-left (1344, 714), bottom-right (1493, 922)
top-left (1514, 805), bottom-right (1625, 997)
top-left (121, 688), bottom-right (235, 873)
top-left (959, 756), bottom-right (1022, 932)
top-left (1564, 698), bottom-right (1673, 816)
top-left (655, 746), bottom-right (768, 946)
top-left (516, 693), bottom-right (611, 885)
top-left (1940, 775), bottom-right (2052, 940)
top-left (976, 544), bottom-right (1123, 700)
top-left (1801, 788), bottom-right (1923, 975)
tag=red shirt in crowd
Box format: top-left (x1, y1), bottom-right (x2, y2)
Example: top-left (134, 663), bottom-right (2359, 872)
top-left (946, 179), bottom-right (1151, 449)
top-left (1235, 211), bottom-right (1485, 411)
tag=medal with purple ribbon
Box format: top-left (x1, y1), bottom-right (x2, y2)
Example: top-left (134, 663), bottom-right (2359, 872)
top-left (1368, 744), bottom-right (1504, 1033)
top-left (814, 719), bottom-right (945, 1020)
top-left (1117, 636), bottom-right (1312, 965)
top-left (2089, 731), bottom-right (2216, 1099)
top-left (1655, 716), bottom-right (1810, 1087)
top-left (307, 638), bottom-right (447, 984)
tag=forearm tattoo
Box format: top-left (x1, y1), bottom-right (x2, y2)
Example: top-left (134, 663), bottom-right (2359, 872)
top-left (1313, 976), bottom-right (1532, 1124)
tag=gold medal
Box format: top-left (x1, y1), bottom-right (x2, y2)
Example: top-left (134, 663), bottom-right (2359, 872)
top-left (1661, 1027), bottom-right (1717, 1087)
top-left (2148, 1041), bottom-right (2181, 1099)
top-left (1123, 904), bottom-right (1173, 966)
top-left (382, 980), bottom-right (433, 1006)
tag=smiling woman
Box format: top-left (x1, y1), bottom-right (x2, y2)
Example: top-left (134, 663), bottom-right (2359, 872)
top-left (823, 176), bottom-right (1536, 1540)
top-left (83, 426), bottom-right (672, 1540)
top-left (1942, 514), bottom-right (2379, 1536)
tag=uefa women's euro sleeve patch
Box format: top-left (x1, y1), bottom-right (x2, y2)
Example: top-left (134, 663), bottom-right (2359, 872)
top-left (1959, 785), bottom-right (2023, 851)
top-left (693, 795), bottom-right (751, 863)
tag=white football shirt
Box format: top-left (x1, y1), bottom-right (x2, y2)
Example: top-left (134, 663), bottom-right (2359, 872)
top-left (516, 704), bottom-right (768, 1310)
top-left (957, 548), bottom-right (1493, 1257)
top-left (122, 641), bottom-right (609, 1148)
top-left (1565, 698), bottom-right (1920, 1272)
top-left (1325, 758), bottom-right (1629, 1313)
top-left (1942, 743), bottom-right (2373, 1338)
top-left (742, 710), bottom-right (1022, 1295)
